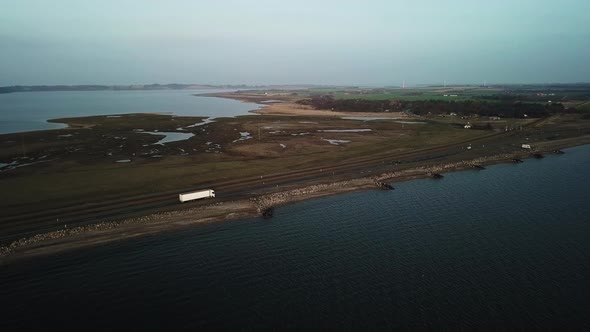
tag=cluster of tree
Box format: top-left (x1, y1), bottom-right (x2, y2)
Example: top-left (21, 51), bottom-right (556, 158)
top-left (299, 95), bottom-right (568, 118)
top-left (410, 100), bottom-right (566, 118)
top-left (475, 94), bottom-right (540, 102)
top-left (301, 95), bottom-right (399, 112)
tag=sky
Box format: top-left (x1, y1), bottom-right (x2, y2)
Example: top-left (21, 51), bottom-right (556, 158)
top-left (1, 0), bottom-right (589, 86)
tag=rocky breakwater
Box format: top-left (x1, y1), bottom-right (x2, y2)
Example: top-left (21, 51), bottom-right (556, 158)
top-left (248, 153), bottom-right (527, 218)
top-left (249, 178), bottom-right (377, 217)
top-left (372, 153), bottom-right (528, 184)
top-left (0, 201), bottom-right (253, 259)
top-left (1, 151), bottom-right (538, 260)
top-left (423, 153), bottom-right (524, 173)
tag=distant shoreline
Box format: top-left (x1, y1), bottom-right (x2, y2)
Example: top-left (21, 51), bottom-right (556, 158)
top-left (2, 138), bottom-right (589, 264)
top-left (0, 84), bottom-right (325, 94)
top-left (3, 82), bottom-right (590, 95)
top-left (0, 84), bottom-right (243, 94)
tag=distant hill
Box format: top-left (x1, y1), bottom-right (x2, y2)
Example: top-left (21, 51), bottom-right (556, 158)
top-left (0, 84), bottom-right (340, 94)
top-left (0, 84), bottom-right (252, 94)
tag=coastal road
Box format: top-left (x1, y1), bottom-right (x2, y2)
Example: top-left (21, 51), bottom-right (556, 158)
top-left (0, 119), bottom-right (543, 245)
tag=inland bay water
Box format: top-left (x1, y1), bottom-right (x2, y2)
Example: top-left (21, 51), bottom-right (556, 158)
top-left (2, 144), bottom-right (590, 330)
top-left (0, 89), bottom-right (260, 134)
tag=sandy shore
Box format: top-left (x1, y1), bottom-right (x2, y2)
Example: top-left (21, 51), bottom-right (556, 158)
top-left (3, 142), bottom-right (584, 265)
top-left (202, 91), bottom-right (410, 119)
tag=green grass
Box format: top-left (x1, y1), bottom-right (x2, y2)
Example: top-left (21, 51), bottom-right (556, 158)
top-left (303, 87), bottom-right (505, 102)
top-left (576, 102), bottom-right (590, 112)
top-left (50, 113), bottom-right (207, 131)
top-left (0, 111), bottom-right (498, 217)
top-left (334, 92), bottom-right (466, 101)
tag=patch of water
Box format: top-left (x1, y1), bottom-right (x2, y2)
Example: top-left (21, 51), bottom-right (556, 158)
top-left (3, 146), bottom-right (590, 331)
top-left (341, 117), bottom-right (400, 121)
top-left (185, 118), bottom-right (215, 128)
top-left (142, 131), bottom-right (195, 144)
top-left (318, 129), bottom-right (372, 133)
top-left (1, 158), bottom-right (56, 171)
top-left (322, 138), bottom-right (351, 145)
top-left (233, 132), bottom-right (252, 143)
top-left (395, 121), bottom-right (426, 125)
top-left (0, 89), bottom-right (261, 134)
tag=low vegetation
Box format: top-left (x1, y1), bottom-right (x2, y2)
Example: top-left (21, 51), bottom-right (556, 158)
top-left (1, 85), bottom-right (589, 243)
top-left (300, 94), bottom-right (568, 118)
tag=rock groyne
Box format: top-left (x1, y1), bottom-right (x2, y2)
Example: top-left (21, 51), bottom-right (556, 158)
top-left (0, 151), bottom-right (545, 260)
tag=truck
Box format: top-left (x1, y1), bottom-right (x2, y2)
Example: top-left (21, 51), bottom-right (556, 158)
top-left (178, 189), bottom-right (215, 203)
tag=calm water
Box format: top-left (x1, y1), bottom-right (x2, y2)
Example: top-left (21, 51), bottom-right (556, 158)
top-left (2, 145), bottom-right (590, 330)
top-left (0, 90), bottom-right (260, 134)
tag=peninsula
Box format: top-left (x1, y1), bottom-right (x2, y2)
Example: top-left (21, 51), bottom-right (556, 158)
top-left (1, 84), bottom-right (589, 261)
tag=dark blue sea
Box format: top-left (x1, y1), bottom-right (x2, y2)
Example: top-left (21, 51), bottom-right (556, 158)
top-left (2, 145), bottom-right (590, 330)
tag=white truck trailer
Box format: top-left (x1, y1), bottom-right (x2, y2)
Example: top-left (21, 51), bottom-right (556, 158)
top-left (178, 189), bottom-right (215, 203)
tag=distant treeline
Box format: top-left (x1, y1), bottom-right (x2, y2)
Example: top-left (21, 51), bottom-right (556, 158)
top-left (300, 95), bottom-right (571, 118)
top-left (0, 84), bottom-right (251, 94)
top-left (476, 93), bottom-right (590, 102)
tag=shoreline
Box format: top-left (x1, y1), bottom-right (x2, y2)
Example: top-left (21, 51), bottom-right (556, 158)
top-left (202, 91), bottom-right (413, 119)
top-left (2, 139), bottom-right (587, 265)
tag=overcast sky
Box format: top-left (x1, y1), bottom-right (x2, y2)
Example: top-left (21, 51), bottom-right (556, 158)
top-left (1, 0), bottom-right (589, 86)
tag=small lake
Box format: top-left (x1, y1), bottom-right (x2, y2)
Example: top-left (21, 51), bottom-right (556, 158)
top-left (0, 89), bottom-right (260, 134)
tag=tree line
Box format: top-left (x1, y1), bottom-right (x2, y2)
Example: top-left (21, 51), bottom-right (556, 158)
top-left (299, 95), bottom-right (569, 118)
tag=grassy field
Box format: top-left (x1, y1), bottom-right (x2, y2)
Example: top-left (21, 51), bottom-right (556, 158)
top-left (576, 102), bottom-right (590, 112)
top-left (303, 87), bottom-right (503, 102)
top-left (1, 86), bottom-right (589, 219)
top-left (0, 112), bottom-right (487, 213)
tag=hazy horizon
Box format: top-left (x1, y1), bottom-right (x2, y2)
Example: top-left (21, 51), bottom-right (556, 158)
top-left (2, 0), bottom-right (589, 86)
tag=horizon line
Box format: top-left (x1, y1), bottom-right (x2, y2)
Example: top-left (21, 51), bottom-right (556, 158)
top-left (2, 82), bottom-right (590, 89)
